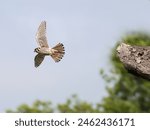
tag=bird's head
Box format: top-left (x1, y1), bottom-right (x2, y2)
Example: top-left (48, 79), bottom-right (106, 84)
top-left (34, 47), bottom-right (41, 53)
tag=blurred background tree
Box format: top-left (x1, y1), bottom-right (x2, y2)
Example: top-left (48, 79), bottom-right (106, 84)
top-left (6, 100), bottom-right (54, 113)
top-left (6, 95), bottom-right (100, 113)
top-left (100, 31), bottom-right (150, 112)
top-left (7, 31), bottom-right (150, 113)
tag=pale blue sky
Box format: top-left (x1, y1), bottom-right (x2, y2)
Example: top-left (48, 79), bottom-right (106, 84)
top-left (0, 0), bottom-right (150, 112)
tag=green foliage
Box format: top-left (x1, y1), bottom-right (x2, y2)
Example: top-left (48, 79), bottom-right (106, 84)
top-left (57, 95), bottom-right (100, 113)
top-left (6, 100), bottom-right (53, 113)
top-left (6, 95), bottom-right (100, 113)
top-left (101, 32), bottom-right (150, 112)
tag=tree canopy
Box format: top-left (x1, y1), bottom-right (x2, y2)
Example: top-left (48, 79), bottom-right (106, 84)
top-left (101, 32), bottom-right (150, 112)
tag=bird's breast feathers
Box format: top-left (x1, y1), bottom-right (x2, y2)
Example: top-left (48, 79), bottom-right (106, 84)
top-left (38, 47), bottom-right (52, 55)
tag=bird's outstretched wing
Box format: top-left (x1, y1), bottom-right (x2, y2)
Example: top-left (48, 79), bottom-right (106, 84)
top-left (34, 54), bottom-right (45, 67)
top-left (36, 21), bottom-right (49, 48)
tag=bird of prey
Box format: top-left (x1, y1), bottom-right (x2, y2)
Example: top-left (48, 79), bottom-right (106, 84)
top-left (34, 21), bottom-right (65, 67)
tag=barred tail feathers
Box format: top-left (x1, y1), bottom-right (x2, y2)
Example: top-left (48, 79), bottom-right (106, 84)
top-left (51, 43), bottom-right (65, 62)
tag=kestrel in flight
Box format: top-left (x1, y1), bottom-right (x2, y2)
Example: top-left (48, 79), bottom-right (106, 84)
top-left (34, 21), bottom-right (65, 67)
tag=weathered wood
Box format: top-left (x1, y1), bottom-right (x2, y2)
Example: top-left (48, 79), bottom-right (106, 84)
top-left (116, 43), bottom-right (150, 80)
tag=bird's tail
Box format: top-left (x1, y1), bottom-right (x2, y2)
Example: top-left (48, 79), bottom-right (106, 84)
top-left (51, 43), bottom-right (65, 62)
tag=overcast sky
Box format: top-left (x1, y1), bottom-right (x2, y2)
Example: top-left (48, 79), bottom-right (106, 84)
top-left (0, 0), bottom-right (150, 112)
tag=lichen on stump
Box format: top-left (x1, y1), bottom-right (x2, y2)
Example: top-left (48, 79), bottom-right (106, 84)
top-left (116, 43), bottom-right (150, 80)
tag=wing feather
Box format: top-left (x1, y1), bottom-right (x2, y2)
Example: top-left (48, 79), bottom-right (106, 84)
top-left (34, 54), bottom-right (45, 67)
top-left (36, 21), bottom-right (49, 48)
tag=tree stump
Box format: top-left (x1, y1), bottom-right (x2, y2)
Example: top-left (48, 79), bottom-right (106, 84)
top-left (116, 43), bottom-right (150, 80)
